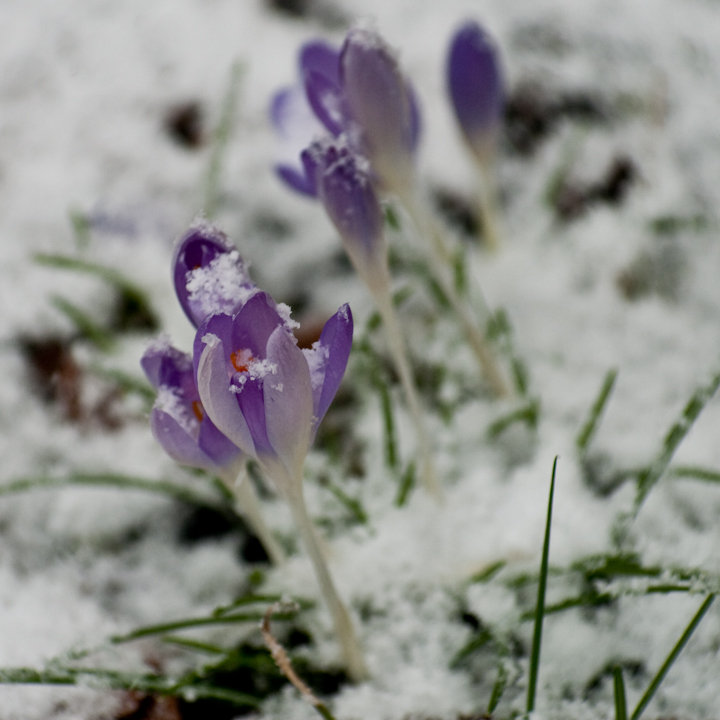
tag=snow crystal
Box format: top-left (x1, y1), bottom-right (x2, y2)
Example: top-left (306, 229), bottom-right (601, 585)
top-left (155, 386), bottom-right (198, 437)
top-left (186, 250), bottom-right (256, 318)
top-left (303, 341), bottom-right (330, 391)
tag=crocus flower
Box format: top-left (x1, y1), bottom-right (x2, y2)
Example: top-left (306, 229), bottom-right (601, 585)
top-left (447, 21), bottom-right (504, 164)
top-left (270, 29), bottom-right (421, 199)
top-left (141, 335), bottom-right (243, 477)
top-left (193, 292), bottom-right (353, 491)
top-left (193, 291), bottom-right (367, 681)
top-left (142, 334), bottom-right (287, 566)
top-left (172, 221), bottom-right (257, 328)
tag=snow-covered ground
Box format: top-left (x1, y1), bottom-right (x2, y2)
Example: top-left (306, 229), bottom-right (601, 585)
top-left (1, 0), bottom-right (720, 717)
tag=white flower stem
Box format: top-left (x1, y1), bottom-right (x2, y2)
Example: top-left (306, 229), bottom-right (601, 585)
top-left (396, 187), bottom-right (511, 398)
top-left (370, 283), bottom-right (442, 500)
top-left (221, 466), bottom-right (286, 566)
top-left (285, 481), bottom-right (369, 683)
top-left (475, 157), bottom-right (503, 253)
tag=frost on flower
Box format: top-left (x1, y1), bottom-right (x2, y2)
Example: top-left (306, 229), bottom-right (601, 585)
top-left (186, 250), bottom-right (257, 320)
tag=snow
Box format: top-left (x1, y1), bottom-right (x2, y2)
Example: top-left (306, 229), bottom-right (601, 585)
top-left (1, 0), bottom-right (720, 718)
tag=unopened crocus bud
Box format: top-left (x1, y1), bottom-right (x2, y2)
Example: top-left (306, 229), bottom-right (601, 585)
top-left (172, 222), bottom-right (257, 328)
top-left (447, 21), bottom-right (504, 164)
top-left (313, 139), bottom-right (387, 287)
top-left (141, 336), bottom-right (243, 476)
top-left (340, 28), bottom-right (420, 195)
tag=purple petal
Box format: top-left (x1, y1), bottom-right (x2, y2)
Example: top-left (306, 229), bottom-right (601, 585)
top-left (305, 304), bottom-right (353, 431)
top-left (196, 332), bottom-right (257, 458)
top-left (315, 140), bottom-right (385, 269)
top-left (304, 70), bottom-right (346, 137)
top-left (172, 223), bottom-right (252, 328)
top-left (151, 408), bottom-right (218, 472)
top-left (447, 21), bottom-right (504, 150)
top-left (232, 375), bottom-right (273, 455)
top-left (299, 40), bottom-right (341, 87)
top-left (340, 28), bottom-right (417, 191)
top-left (142, 337), bottom-right (198, 401)
top-left (275, 162), bottom-right (318, 198)
top-left (229, 293), bottom-right (286, 362)
top-left (270, 87), bottom-right (296, 134)
top-left (197, 415), bottom-right (243, 469)
top-left (263, 325), bottom-right (314, 477)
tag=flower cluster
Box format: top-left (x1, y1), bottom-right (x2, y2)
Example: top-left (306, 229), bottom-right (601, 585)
top-left (144, 221), bottom-right (353, 498)
top-left (142, 221), bottom-right (367, 680)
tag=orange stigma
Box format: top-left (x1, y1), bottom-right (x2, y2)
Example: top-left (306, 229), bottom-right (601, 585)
top-left (231, 348), bottom-right (253, 373)
top-left (191, 401), bottom-right (204, 422)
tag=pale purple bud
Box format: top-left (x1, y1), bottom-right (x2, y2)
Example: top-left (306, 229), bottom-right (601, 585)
top-left (141, 336), bottom-right (242, 474)
top-left (172, 222), bottom-right (257, 328)
top-left (313, 139), bottom-right (385, 277)
top-left (340, 27), bottom-right (420, 194)
top-left (447, 21), bottom-right (504, 160)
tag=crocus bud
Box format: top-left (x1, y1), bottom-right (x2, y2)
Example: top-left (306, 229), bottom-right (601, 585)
top-left (339, 28), bottom-right (420, 195)
top-left (447, 21), bottom-right (504, 164)
top-left (141, 336), bottom-right (243, 475)
top-left (312, 139), bottom-right (386, 286)
top-left (172, 222), bottom-right (257, 328)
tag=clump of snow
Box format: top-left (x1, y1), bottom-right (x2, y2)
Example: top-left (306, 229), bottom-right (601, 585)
top-left (186, 249), bottom-right (256, 317)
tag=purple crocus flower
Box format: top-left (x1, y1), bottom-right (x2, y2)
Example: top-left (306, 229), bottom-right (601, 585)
top-left (141, 336), bottom-right (243, 476)
top-left (270, 30), bottom-right (421, 198)
top-left (172, 221), bottom-right (257, 328)
top-left (193, 292), bottom-right (353, 490)
top-left (447, 21), bottom-right (504, 163)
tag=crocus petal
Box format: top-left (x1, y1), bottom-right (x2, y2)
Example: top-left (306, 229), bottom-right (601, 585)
top-left (141, 336), bottom-right (194, 391)
top-left (173, 223), bottom-right (254, 328)
top-left (275, 163), bottom-right (318, 198)
top-left (196, 334), bottom-right (257, 458)
top-left (340, 28), bottom-right (417, 192)
top-left (447, 21), bottom-right (504, 156)
top-left (229, 292), bottom-right (286, 361)
top-left (315, 139), bottom-right (385, 274)
top-left (307, 304), bottom-right (353, 431)
top-left (299, 40), bottom-right (341, 86)
top-left (263, 325), bottom-right (314, 480)
top-left (198, 416), bottom-right (243, 469)
top-left (305, 70), bottom-right (346, 137)
top-left (150, 408), bottom-right (217, 472)
top-left (233, 375), bottom-right (274, 455)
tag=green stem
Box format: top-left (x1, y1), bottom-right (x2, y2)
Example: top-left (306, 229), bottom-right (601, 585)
top-left (222, 466), bottom-right (286, 566)
top-left (285, 483), bottom-right (368, 682)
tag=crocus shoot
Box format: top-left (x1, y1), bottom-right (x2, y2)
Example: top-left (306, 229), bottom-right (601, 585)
top-left (447, 20), bottom-right (505, 251)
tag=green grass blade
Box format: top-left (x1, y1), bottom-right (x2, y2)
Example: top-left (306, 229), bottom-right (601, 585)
top-left (50, 296), bottom-right (115, 351)
top-left (631, 594), bottom-right (715, 720)
top-left (576, 368), bottom-right (618, 452)
top-left (526, 456), bottom-right (559, 714)
top-left (469, 560), bottom-right (507, 584)
top-left (69, 209), bottom-right (92, 251)
top-left (487, 399), bottom-right (540, 439)
top-left (671, 465), bottom-right (720, 484)
top-left (34, 253), bottom-right (143, 296)
top-left (614, 666), bottom-right (628, 720)
top-left (205, 61), bottom-right (243, 218)
top-left (395, 461), bottom-right (416, 507)
top-left (488, 661), bottom-right (508, 714)
top-left (375, 371), bottom-right (398, 471)
top-left (0, 473), bottom-right (226, 512)
top-left (111, 610), bottom-right (294, 644)
top-left (88, 364), bottom-right (156, 405)
top-left (635, 366), bottom-right (720, 511)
